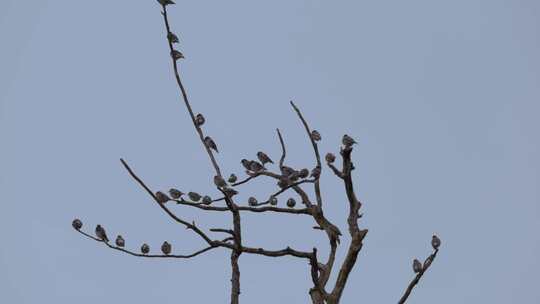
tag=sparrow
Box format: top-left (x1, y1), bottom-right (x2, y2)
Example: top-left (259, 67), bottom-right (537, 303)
top-left (298, 168), bottom-right (310, 179)
top-left (222, 187), bottom-right (239, 197)
top-left (72, 219), bottom-right (82, 230)
top-left (281, 166), bottom-right (295, 177)
top-left (342, 134), bottom-right (357, 147)
top-left (202, 195), bottom-right (213, 205)
top-left (161, 241), bottom-right (172, 255)
top-left (167, 32), bottom-right (179, 44)
top-left (115, 235), bottom-right (125, 248)
top-left (95, 225), bottom-right (109, 242)
top-left (241, 159), bottom-right (251, 171)
top-left (228, 174), bottom-right (238, 183)
top-left (325, 153), bottom-right (336, 163)
top-left (248, 197), bottom-right (258, 206)
top-left (286, 198), bottom-right (296, 208)
top-left (141, 243), bottom-right (150, 255)
top-left (269, 196), bottom-right (278, 206)
top-left (195, 113), bottom-right (205, 126)
top-left (188, 192), bottom-right (202, 202)
top-left (169, 188), bottom-right (184, 199)
top-left (171, 50), bottom-right (184, 61)
top-left (432, 235), bottom-right (441, 250)
top-left (249, 161), bottom-right (265, 172)
top-left (155, 191), bottom-right (170, 204)
top-left (310, 166), bottom-right (321, 179)
top-left (204, 136), bottom-right (218, 153)
top-left (257, 151), bottom-right (274, 165)
top-left (311, 130), bottom-right (322, 141)
top-left (214, 175), bottom-right (227, 188)
top-left (413, 259), bottom-right (423, 273)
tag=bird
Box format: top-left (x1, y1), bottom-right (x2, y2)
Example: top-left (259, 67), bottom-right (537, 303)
top-left (161, 241), bottom-right (172, 255)
top-left (257, 151), bottom-right (274, 165)
top-left (167, 32), bottom-right (179, 44)
top-left (195, 113), bottom-right (205, 126)
top-left (249, 161), bottom-right (265, 172)
top-left (298, 168), bottom-right (310, 179)
top-left (188, 192), bottom-right (202, 202)
top-left (214, 175), bottom-right (227, 188)
top-left (222, 187), bottom-right (238, 197)
top-left (342, 134), bottom-right (357, 147)
top-left (241, 159), bottom-right (251, 171)
top-left (169, 188), bottom-right (184, 199)
top-left (325, 153), bottom-right (336, 163)
top-left (432, 235), bottom-right (441, 250)
top-left (171, 50), bottom-right (184, 60)
top-left (286, 198), bottom-right (296, 208)
top-left (310, 166), bottom-right (321, 179)
top-left (95, 225), bottom-right (109, 242)
top-left (228, 174), bottom-right (238, 183)
top-left (204, 136), bottom-right (218, 153)
top-left (311, 130), bottom-right (322, 141)
top-left (155, 191), bottom-right (170, 204)
top-left (281, 166), bottom-right (295, 177)
top-left (248, 197), bottom-right (258, 206)
top-left (413, 259), bottom-right (423, 273)
top-left (115, 235), bottom-right (125, 248)
top-left (72, 219), bottom-right (82, 230)
top-left (141, 243), bottom-right (150, 255)
top-left (277, 178), bottom-right (289, 189)
top-left (269, 196), bottom-right (278, 206)
top-left (202, 195), bottom-right (212, 205)
top-left (157, 0), bottom-right (175, 6)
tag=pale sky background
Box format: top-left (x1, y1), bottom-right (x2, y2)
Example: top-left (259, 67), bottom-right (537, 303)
top-left (1, 0), bottom-right (539, 303)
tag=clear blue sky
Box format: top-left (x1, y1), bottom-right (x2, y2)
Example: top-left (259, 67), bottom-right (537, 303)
top-left (1, 0), bottom-right (539, 303)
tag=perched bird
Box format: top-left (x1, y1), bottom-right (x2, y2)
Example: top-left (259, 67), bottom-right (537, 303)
top-left (289, 171), bottom-right (301, 181)
top-left (141, 243), bottom-right (150, 255)
top-left (432, 235), bottom-right (441, 250)
top-left (298, 168), bottom-right (310, 179)
top-left (157, 0), bottom-right (175, 6)
top-left (277, 178), bottom-right (289, 188)
top-left (195, 113), bottom-right (205, 126)
top-left (161, 241), bottom-right (172, 255)
top-left (204, 136), bottom-right (218, 153)
top-left (269, 196), bottom-right (278, 206)
top-left (171, 50), bottom-right (184, 60)
top-left (228, 174), bottom-right (238, 183)
top-left (249, 161), bottom-right (265, 172)
top-left (167, 32), bottom-right (179, 44)
top-left (310, 166), bottom-right (321, 179)
top-left (311, 130), bottom-right (322, 141)
top-left (342, 134), bottom-right (357, 147)
top-left (155, 191), bottom-right (170, 204)
top-left (222, 187), bottom-right (239, 197)
top-left (169, 188), bottom-right (184, 199)
top-left (413, 259), bottom-right (423, 273)
top-left (188, 192), bottom-right (202, 202)
top-left (202, 195), bottom-right (213, 205)
top-left (257, 151), bottom-right (274, 165)
top-left (281, 166), bottom-right (295, 177)
top-left (241, 159), bottom-right (251, 171)
top-left (286, 198), bottom-right (296, 208)
top-left (248, 197), bottom-right (258, 206)
top-left (115, 235), bottom-right (125, 248)
top-left (72, 218), bottom-right (82, 230)
top-left (214, 175), bottom-right (227, 188)
top-left (95, 225), bottom-right (109, 242)
top-left (325, 153), bottom-right (336, 163)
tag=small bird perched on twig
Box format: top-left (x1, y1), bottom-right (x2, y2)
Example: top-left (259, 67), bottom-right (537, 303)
top-left (188, 192), bottom-right (202, 202)
top-left (72, 219), bottom-right (82, 230)
top-left (169, 188), bottom-right (184, 199)
top-left (249, 161), bottom-right (265, 172)
top-left (257, 151), bottom-right (274, 165)
top-left (432, 235), bottom-right (441, 250)
top-left (241, 159), bottom-right (251, 171)
top-left (413, 259), bottom-right (423, 273)
top-left (195, 113), bottom-right (205, 126)
top-left (228, 174), bottom-right (238, 183)
top-left (161, 241), bottom-right (172, 255)
top-left (171, 50), bottom-right (184, 61)
top-left (95, 225), bottom-right (109, 242)
top-left (155, 191), bottom-right (170, 204)
top-left (214, 175), bottom-right (227, 188)
top-left (311, 130), bottom-right (322, 141)
top-left (115, 235), bottom-right (125, 247)
top-left (167, 32), bottom-right (179, 44)
top-left (342, 134), bottom-right (357, 147)
top-left (222, 187), bottom-right (238, 197)
top-left (141, 243), bottom-right (150, 255)
top-left (204, 136), bottom-right (218, 153)
top-left (325, 153), bottom-right (336, 163)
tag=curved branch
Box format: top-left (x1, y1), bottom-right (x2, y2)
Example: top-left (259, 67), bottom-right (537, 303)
top-left (76, 229), bottom-right (226, 258)
top-left (398, 249), bottom-right (440, 304)
top-left (242, 245), bottom-right (314, 259)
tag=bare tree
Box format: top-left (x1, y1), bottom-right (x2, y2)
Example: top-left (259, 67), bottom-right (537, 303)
top-left (72, 2), bottom-right (441, 303)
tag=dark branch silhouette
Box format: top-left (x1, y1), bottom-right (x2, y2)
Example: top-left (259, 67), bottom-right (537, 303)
top-left (73, 1), bottom-right (441, 303)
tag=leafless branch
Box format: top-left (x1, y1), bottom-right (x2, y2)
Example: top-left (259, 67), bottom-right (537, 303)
top-left (398, 248), bottom-right (440, 304)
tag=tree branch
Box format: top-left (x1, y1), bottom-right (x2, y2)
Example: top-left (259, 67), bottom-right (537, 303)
top-left (398, 248), bottom-right (440, 304)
